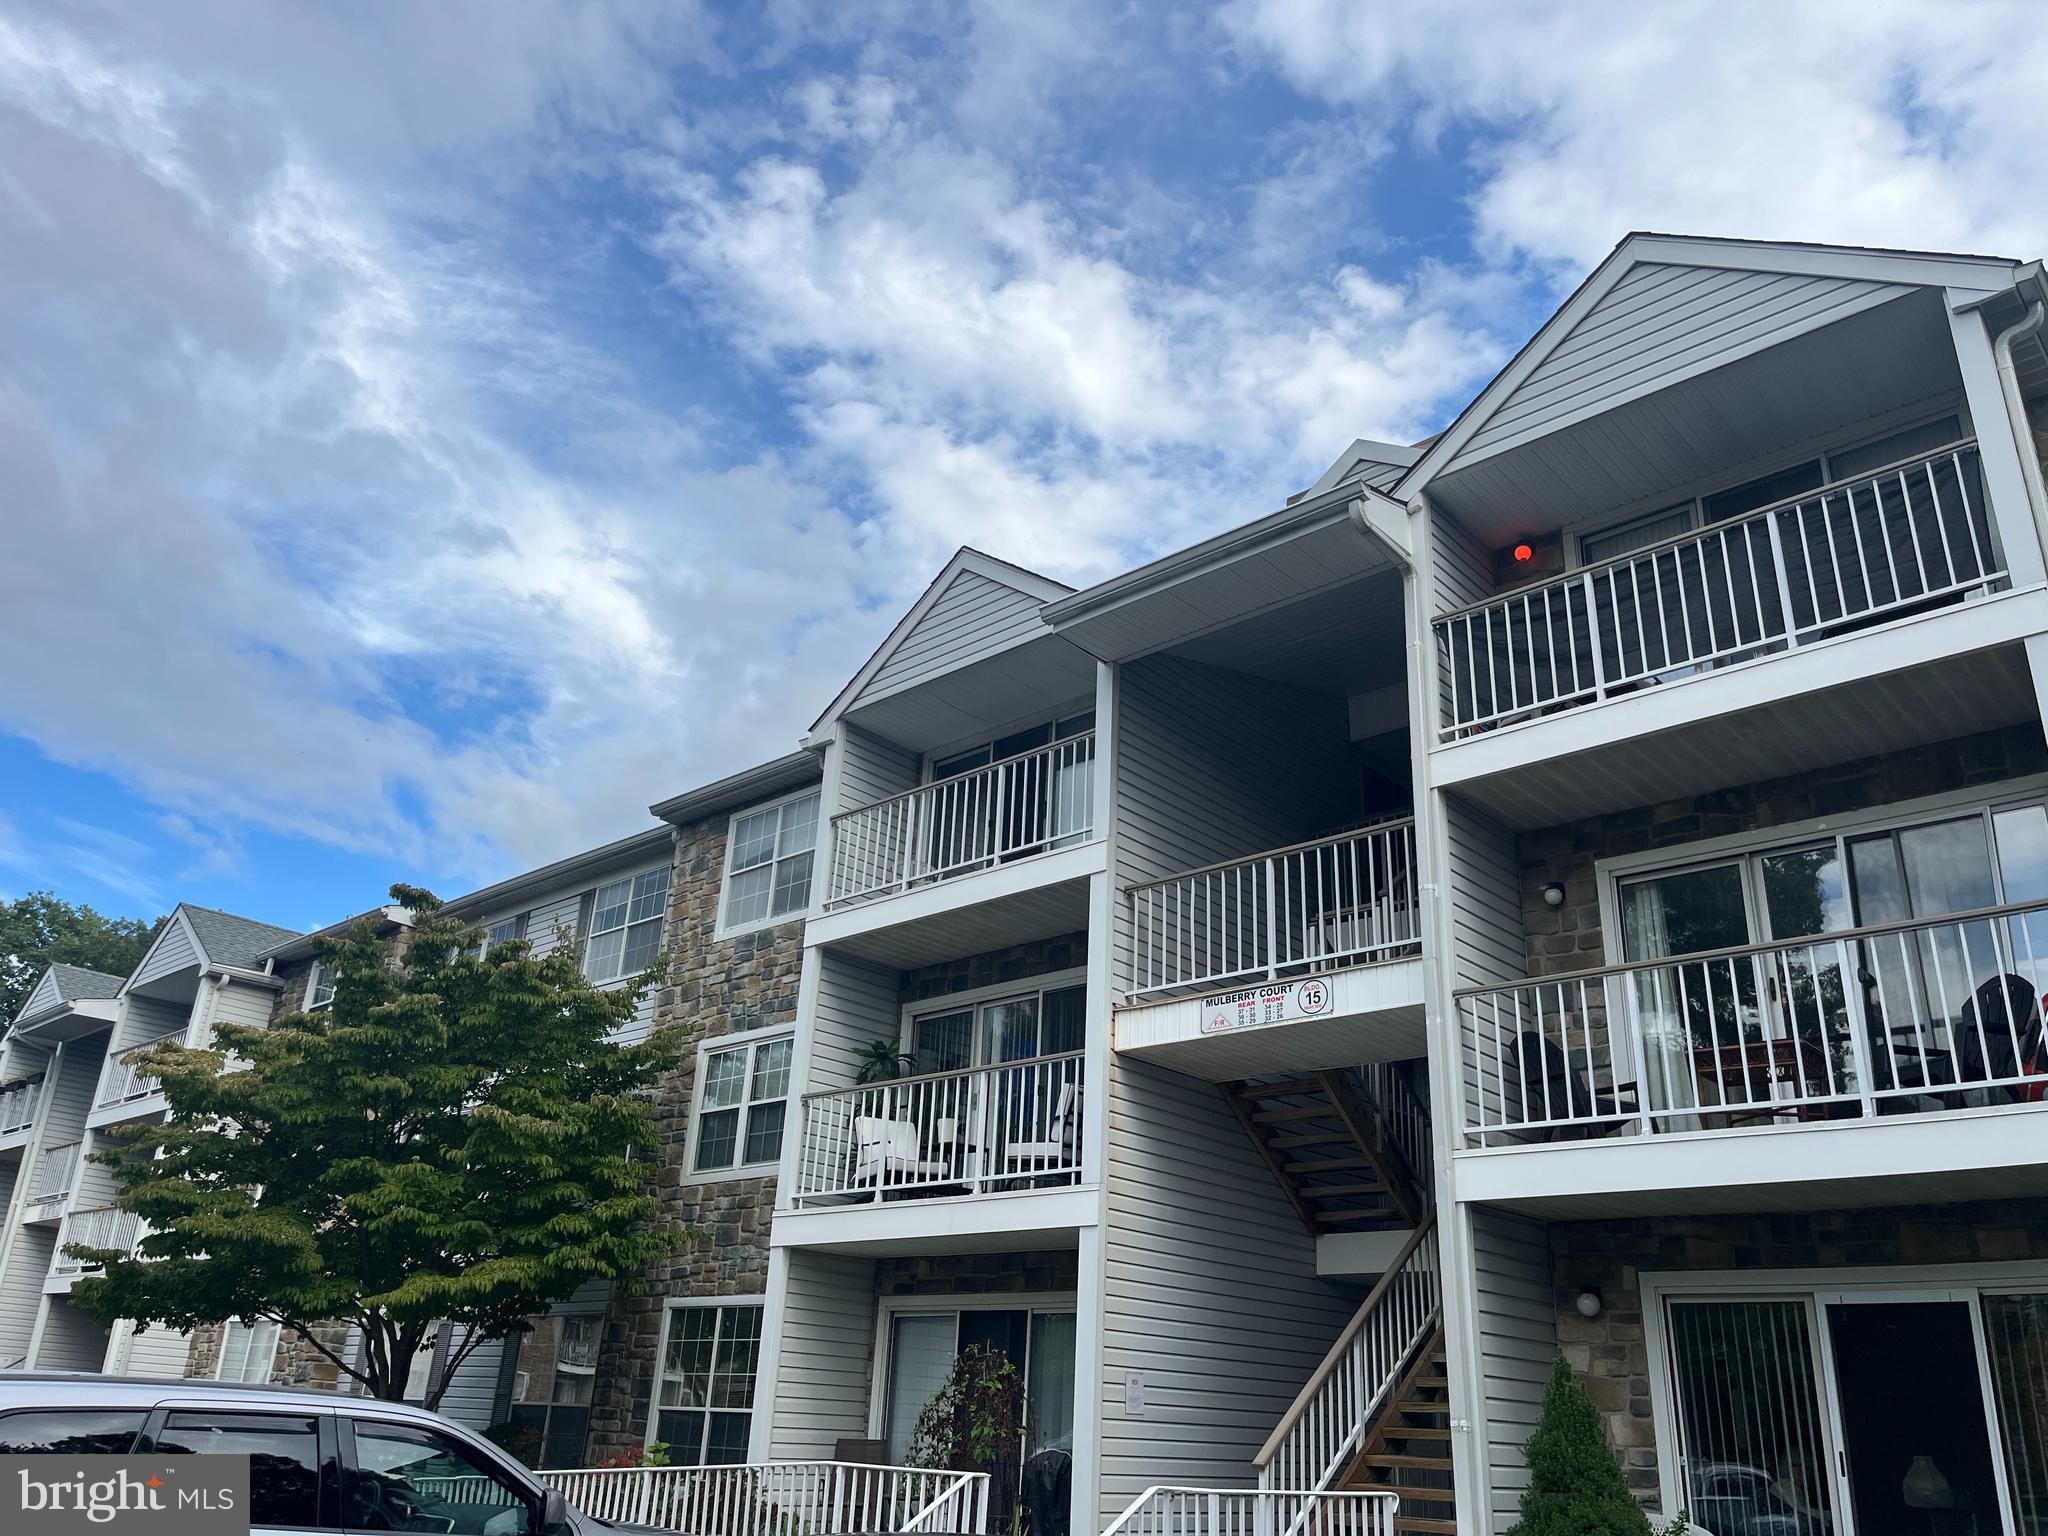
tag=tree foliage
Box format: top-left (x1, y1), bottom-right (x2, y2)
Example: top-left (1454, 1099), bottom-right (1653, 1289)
top-left (1508, 1355), bottom-right (1652, 1536)
top-left (910, 1344), bottom-right (1024, 1476)
top-left (70, 884), bottom-right (682, 1408)
top-left (1, 891), bottom-right (162, 1023)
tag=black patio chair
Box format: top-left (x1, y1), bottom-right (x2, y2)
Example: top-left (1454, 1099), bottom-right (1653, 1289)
top-left (1516, 1030), bottom-right (1641, 1141)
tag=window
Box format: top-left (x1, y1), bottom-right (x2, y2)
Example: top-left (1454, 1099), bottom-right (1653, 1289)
top-left (155, 1410), bottom-right (325, 1530)
top-left (403, 1333), bottom-right (439, 1403)
top-left (651, 1302), bottom-right (761, 1466)
top-left (1577, 413), bottom-right (1965, 564)
top-left (307, 961), bottom-right (336, 1011)
top-left (720, 792), bottom-right (819, 933)
top-left (461, 913), bottom-right (529, 961)
top-left (0, 1408), bottom-right (145, 1454)
top-left (878, 1303), bottom-right (1078, 1467)
top-left (216, 1317), bottom-right (283, 1384)
top-left (347, 1419), bottom-right (533, 1535)
top-left (692, 1034), bottom-right (793, 1174)
top-left (904, 979), bottom-right (1087, 1073)
top-left (583, 867), bottom-right (670, 984)
top-left (506, 1313), bottom-right (600, 1469)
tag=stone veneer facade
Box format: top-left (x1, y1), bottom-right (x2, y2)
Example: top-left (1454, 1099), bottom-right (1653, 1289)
top-left (1516, 723), bottom-right (2047, 979)
top-left (585, 806), bottom-right (807, 1460)
top-left (898, 932), bottom-right (1088, 1006)
top-left (1550, 1199), bottom-right (2048, 1498)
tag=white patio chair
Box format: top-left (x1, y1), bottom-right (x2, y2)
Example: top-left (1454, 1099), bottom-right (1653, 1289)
top-left (1002, 1083), bottom-right (1078, 1178)
top-left (852, 1115), bottom-right (949, 1192)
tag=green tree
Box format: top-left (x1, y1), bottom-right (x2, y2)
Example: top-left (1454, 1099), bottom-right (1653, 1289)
top-left (70, 884), bottom-right (681, 1409)
top-left (0, 891), bottom-right (162, 1022)
top-left (1508, 1355), bottom-right (1652, 1536)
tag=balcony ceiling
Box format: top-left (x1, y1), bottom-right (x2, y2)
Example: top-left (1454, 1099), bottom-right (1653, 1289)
top-left (1448, 637), bottom-right (2038, 831)
top-left (1429, 288), bottom-right (1966, 547)
top-left (1167, 566), bottom-right (1407, 699)
top-left (841, 631), bottom-right (1098, 753)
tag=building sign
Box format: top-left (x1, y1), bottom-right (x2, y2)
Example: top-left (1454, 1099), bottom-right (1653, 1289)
top-left (1199, 977), bottom-right (1335, 1034)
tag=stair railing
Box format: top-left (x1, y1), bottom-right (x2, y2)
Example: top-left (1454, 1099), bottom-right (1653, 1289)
top-left (1253, 1214), bottom-right (1440, 1517)
top-left (1101, 1487), bottom-right (1398, 1536)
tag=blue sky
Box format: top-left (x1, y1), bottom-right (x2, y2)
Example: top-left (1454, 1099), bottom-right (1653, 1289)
top-left (3, 0), bottom-right (2046, 935)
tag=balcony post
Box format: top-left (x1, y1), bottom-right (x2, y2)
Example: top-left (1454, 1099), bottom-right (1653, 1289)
top-left (1836, 936), bottom-right (1878, 1119)
top-left (1579, 570), bottom-right (1608, 703)
top-left (1263, 854), bottom-right (1280, 980)
top-left (900, 787), bottom-right (921, 894)
top-left (1761, 509), bottom-right (1803, 646)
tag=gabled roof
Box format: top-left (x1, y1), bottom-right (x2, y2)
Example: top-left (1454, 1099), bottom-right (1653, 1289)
top-left (1303, 438), bottom-right (1423, 499)
top-left (257, 905), bottom-right (414, 965)
top-left (182, 906), bottom-right (301, 970)
top-left (437, 826), bottom-right (674, 922)
top-left (10, 962), bottom-right (127, 1027)
top-left (805, 547), bottom-right (1073, 743)
top-left (1396, 232), bottom-right (2023, 500)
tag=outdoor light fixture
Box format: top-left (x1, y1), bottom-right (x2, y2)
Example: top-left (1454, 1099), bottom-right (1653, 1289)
top-left (1576, 1287), bottom-right (1603, 1319)
top-left (1542, 882), bottom-right (1566, 908)
top-left (1514, 542), bottom-right (1534, 562)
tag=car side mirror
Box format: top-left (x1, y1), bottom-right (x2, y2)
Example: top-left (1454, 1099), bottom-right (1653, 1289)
top-left (540, 1489), bottom-right (574, 1536)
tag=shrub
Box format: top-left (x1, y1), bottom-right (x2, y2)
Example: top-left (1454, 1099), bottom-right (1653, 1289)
top-left (1508, 1355), bottom-right (1651, 1536)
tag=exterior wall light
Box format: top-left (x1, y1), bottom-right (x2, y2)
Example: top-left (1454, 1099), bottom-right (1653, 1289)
top-left (1542, 882), bottom-right (1567, 908)
top-left (1576, 1286), bottom-right (1603, 1319)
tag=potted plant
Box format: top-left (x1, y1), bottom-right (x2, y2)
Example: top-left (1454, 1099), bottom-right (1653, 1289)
top-left (910, 1345), bottom-right (1025, 1523)
top-left (856, 1039), bottom-right (919, 1083)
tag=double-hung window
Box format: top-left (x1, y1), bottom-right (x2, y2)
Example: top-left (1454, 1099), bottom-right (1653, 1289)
top-left (720, 792), bottom-right (819, 934)
top-left (214, 1318), bottom-right (282, 1383)
top-left (691, 1033), bottom-right (793, 1175)
top-left (583, 868), bottom-right (670, 984)
top-left (462, 912), bottom-right (529, 961)
top-left (651, 1301), bottom-right (761, 1465)
top-left (305, 962), bottom-right (336, 1011)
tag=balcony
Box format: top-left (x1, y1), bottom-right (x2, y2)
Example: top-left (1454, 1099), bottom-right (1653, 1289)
top-left (1115, 822), bottom-right (1427, 1079)
top-left (1452, 896), bottom-right (2048, 1212)
top-left (792, 1051), bottom-right (1083, 1207)
top-left (0, 1077), bottom-right (43, 1143)
top-left (1436, 441), bottom-right (1998, 744)
top-left (51, 1204), bottom-right (140, 1282)
top-left (21, 1139), bottom-right (80, 1223)
top-left (91, 1029), bottom-right (186, 1120)
top-left (825, 733), bottom-right (1097, 910)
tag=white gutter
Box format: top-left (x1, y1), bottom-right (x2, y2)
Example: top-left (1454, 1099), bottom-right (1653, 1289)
top-left (1988, 265), bottom-right (2048, 558)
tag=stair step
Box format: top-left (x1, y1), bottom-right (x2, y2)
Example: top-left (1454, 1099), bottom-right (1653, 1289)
top-left (1279, 1156), bottom-right (1373, 1174)
top-left (1381, 1424), bottom-right (1450, 1440)
top-left (1393, 1518), bottom-right (1457, 1534)
top-left (1267, 1131), bottom-right (1356, 1149)
top-left (1238, 1076), bottom-right (1326, 1100)
top-left (1254, 1106), bottom-right (1341, 1124)
top-left (1300, 1181), bottom-right (1391, 1199)
top-left (1313, 1207), bottom-right (1402, 1224)
top-left (1353, 1452), bottom-right (1454, 1471)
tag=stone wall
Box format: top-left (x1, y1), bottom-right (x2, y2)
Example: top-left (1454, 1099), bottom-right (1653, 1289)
top-left (1518, 723), bottom-right (2047, 978)
top-left (585, 808), bottom-right (807, 1460)
top-left (898, 933), bottom-right (1088, 1005)
top-left (1549, 1198), bottom-right (2048, 1498)
top-left (875, 1250), bottom-right (1080, 1297)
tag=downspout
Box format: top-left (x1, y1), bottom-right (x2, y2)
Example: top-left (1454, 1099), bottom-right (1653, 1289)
top-left (1989, 269), bottom-right (2048, 560)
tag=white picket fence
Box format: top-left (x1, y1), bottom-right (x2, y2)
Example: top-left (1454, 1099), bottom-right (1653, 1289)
top-left (1101, 1488), bottom-right (1399, 1536)
top-left (537, 1462), bottom-right (991, 1535)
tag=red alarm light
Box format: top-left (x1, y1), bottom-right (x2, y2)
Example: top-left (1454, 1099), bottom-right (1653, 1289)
top-left (1513, 543), bottom-right (1534, 562)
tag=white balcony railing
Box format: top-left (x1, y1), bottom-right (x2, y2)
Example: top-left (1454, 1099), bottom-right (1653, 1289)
top-left (96, 1028), bottom-right (188, 1110)
top-left (538, 1462), bottom-right (990, 1535)
top-left (0, 1078), bottom-right (41, 1136)
top-left (1125, 821), bottom-right (1420, 1003)
top-left (1103, 1489), bottom-right (1398, 1536)
top-left (1434, 441), bottom-right (1996, 741)
top-left (53, 1205), bottom-right (141, 1277)
top-left (1458, 896), bottom-right (2048, 1146)
top-left (1254, 1219), bottom-right (1440, 1503)
top-left (826, 733), bottom-right (1096, 907)
top-left (793, 1052), bottom-right (1084, 1205)
top-left (27, 1139), bottom-right (81, 1209)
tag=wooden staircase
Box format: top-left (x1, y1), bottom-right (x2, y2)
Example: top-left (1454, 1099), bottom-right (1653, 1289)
top-left (1220, 1068), bottom-right (1426, 1234)
top-left (1339, 1325), bottom-right (1455, 1534)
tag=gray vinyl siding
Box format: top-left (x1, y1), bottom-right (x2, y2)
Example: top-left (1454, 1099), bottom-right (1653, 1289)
top-left (129, 913), bottom-right (200, 991)
top-left (806, 950), bottom-right (901, 1094)
top-left (836, 724), bottom-right (920, 813)
top-left (119, 1321), bottom-right (194, 1379)
top-left (526, 892), bottom-right (586, 963)
top-left (438, 1328), bottom-right (509, 1431)
top-left (1444, 799), bottom-right (1526, 1136)
top-left (36, 1297), bottom-right (110, 1371)
top-left (204, 977), bottom-right (277, 1038)
top-left (1450, 263), bottom-right (1915, 472)
top-left (16, 970), bottom-right (65, 1021)
top-left (121, 994), bottom-right (192, 1047)
top-left (1096, 1056), bottom-right (1356, 1525)
top-left (768, 1250), bottom-right (878, 1459)
top-left (1471, 1209), bottom-right (1555, 1535)
top-left (855, 571), bottom-right (1048, 710)
top-left (1110, 654), bottom-right (1358, 998)
top-left (46, 1035), bottom-right (110, 1157)
top-left (0, 1227), bottom-right (55, 1363)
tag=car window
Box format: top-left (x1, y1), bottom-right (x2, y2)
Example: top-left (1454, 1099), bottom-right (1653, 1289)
top-left (347, 1420), bottom-right (533, 1536)
top-left (156, 1410), bottom-right (326, 1530)
top-left (0, 1408), bottom-right (147, 1454)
